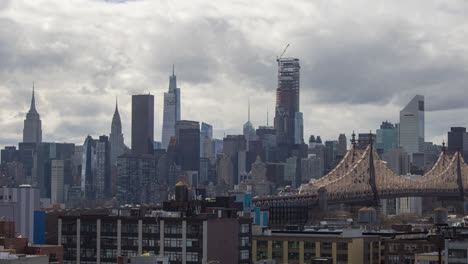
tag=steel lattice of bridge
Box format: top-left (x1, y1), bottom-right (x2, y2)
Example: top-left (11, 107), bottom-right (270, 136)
top-left (254, 139), bottom-right (468, 207)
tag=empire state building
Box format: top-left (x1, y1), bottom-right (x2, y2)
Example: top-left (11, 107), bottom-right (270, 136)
top-left (23, 85), bottom-right (42, 144)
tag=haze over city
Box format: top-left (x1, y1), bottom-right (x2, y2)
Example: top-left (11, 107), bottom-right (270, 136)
top-left (1, 0), bottom-right (468, 148)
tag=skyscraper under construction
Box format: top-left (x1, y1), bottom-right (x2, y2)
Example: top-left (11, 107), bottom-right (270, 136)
top-left (274, 57), bottom-right (302, 160)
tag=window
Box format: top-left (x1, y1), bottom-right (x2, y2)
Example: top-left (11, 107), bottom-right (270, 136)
top-left (164, 238), bottom-right (182, 248)
top-left (448, 249), bottom-right (468, 258)
top-left (240, 224), bottom-right (249, 233)
top-left (288, 241), bottom-right (299, 249)
top-left (257, 240), bottom-right (268, 248)
top-left (165, 252), bottom-right (182, 261)
top-left (337, 254), bottom-right (348, 261)
top-left (164, 223), bottom-right (182, 234)
top-left (273, 240), bottom-right (283, 249)
top-left (257, 251), bottom-right (268, 260)
top-left (240, 250), bottom-right (249, 260)
top-left (305, 241), bottom-right (315, 250)
top-left (186, 239), bottom-right (199, 248)
top-left (143, 223), bottom-right (158, 234)
top-left (288, 252), bottom-right (299, 260)
top-left (122, 223), bottom-right (138, 233)
top-left (272, 251), bottom-right (283, 259)
top-left (404, 244), bottom-right (417, 253)
top-left (187, 252), bottom-right (199, 261)
top-left (389, 243), bottom-right (399, 253)
top-left (337, 242), bottom-right (348, 250)
top-left (102, 222), bottom-right (116, 233)
top-left (304, 252), bottom-right (315, 260)
top-left (321, 242), bottom-right (332, 250)
top-left (241, 237), bottom-right (250, 247)
top-left (321, 253), bottom-right (332, 258)
top-left (142, 239), bottom-right (155, 247)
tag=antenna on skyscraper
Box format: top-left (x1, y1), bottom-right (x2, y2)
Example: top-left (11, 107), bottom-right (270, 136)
top-left (266, 105), bottom-right (269, 126)
top-left (248, 99), bottom-right (250, 122)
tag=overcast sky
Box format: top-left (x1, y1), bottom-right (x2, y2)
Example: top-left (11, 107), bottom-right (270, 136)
top-left (1, 0), bottom-right (468, 148)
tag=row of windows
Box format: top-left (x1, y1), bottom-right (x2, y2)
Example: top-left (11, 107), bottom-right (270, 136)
top-left (260, 240), bottom-right (347, 250)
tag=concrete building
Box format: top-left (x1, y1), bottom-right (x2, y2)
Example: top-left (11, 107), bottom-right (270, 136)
top-left (23, 85), bottom-right (42, 144)
top-left (336, 134), bottom-right (347, 159)
top-left (399, 95), bottom-right (425, 161)
top-left (0, 186), bottom-right (39, 241)
top-left (34, 143), bottom-right (75, 199)
top-left (51, 160), bottom-right (65, 204)
top-left (161, 67), bottom-right (181, 150)
top-left (223, 135), bottom-right (247, 186)
top-left (382, 148), bottom-right (410, 176)
top-left (56, 207), bottom-right (251, 264)
top-left (445, 238), bottom-right (468, 264)
top-left (301, 154), bottom-right (324, 182)
top-left (116, 153), bottom-right (156, 205)
top-left (397, 174), bottom-right (423, 216)
top-left (253, 229), bottom-right (381, 264)
top-left (132, 94), bottom-right (154, 156)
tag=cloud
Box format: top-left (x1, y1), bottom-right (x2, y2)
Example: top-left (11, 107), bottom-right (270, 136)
top-left (0, 0), bottom-right (467, 149)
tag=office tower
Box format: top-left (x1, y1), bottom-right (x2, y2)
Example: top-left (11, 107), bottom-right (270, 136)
top-left (23, 85), bottom-right (42, 144)
top-left (175, 120), bottom-right (200, 173)
top-left (18, 143), bottom-right (36, 185)
top-left (301, 154), bottom-right (324, 182)
top-left (294, 112), bottom-right (304, 144)
top-left (131, 94), bottom-right (154, 155)
top-left (161, 67), bottom-right (181, 149)
top-left (199, 157), bottom-right (210, 185)
top-left (448, 127), bottom-right (467, 156)
top-left (116, 153), bottom-right (156, 205)
top-left (256, 126), bottom-right (277, 162)
top-left (336, 134), bottom-right (347, 158)
top-left (109, 99), bottom-right (125, 165)
top-left (357, 133), bottom-right (376, 148)
top-left (243, 102), bottom-right (256, 149)
top-left (1, 146), bottom-right (19, 165)
top-left (274, 57), bottom-right (301, 156)
top-left (200, 122), bottom-right (213, 157)
top-left (81, 136), bottom-right (97, 200)
top-left (399, 95), bottom-right (424, 160)
top-left (73, 145), bottom-right (83, 186)
top-left (382, 148), bottom-right (410, 175)
top-left (202, 136), bottom-right (213, 158)
top-left (212, 139), bottom-right (224, 157)
top-left (96, 136), bottom-right (110, 200)
top-left (35, 143), bottom-right (75, 199)
top-left (285, 156), bottom-right (301, 187)
top-left (0, 186), bottom-right (39, 241)
top-left (222, 135), bottom-right (247, 186)
top-left (376, 121), bottom-right (398, 154)
top-left (81, 136), bottom-right (111, 200)
top-left (51, 159), bottom-right (64, 204)
top-left (324, 140), bottom-right (338, 173)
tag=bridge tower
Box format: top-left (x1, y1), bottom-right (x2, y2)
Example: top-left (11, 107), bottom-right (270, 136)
top-left (368, 131), bottom-right (379, 207)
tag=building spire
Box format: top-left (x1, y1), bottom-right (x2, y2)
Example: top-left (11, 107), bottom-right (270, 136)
top-left (29, 82), bottom-right (37, 113)
top-left (115, 96), bottom-right (119, 113)
top-left (172, 64), bottom-right (175, 76)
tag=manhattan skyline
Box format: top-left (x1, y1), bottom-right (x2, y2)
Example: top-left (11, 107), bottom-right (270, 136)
top-left (1, 1), bottom-right (468, 147)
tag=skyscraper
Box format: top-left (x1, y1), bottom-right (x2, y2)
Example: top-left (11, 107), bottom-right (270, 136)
top-left (109, 99), bottom-right (125, 165)
top-left (200, 122), bottom-right (213, 157)
top-left (23, 85), bottom-right (42, 144)
top-left (243, 102), bottom-right (256, 149)
top-left (131, 94), bottom-right (154, 155)
top-left (274, 57), bottom-right (301, 159)
top-left (376, 121), bottom-right (397, 155)
top-left (161, 66), bottom-right (181, 149)
top-left (448, 127), bottom-right (467, 156)
top-left (399, 95), bottom-right (424, 160)
top-left (336, 134), bottom-right (347, 158)
top-left (175, 120), bottom-right (200, 173)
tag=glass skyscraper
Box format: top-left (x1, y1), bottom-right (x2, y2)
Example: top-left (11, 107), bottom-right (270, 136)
top-left (131, 94), bottom-right (154, 155)
top-left (399, 95), bottom-right (424, 161)
top-left (161, 67), bottom-right (181, 149)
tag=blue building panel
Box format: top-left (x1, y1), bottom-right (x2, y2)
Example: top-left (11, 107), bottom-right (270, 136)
top-left (33, 211), bottom-right (45, 245)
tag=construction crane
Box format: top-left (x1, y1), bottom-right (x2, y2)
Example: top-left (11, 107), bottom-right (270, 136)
top-left (276, 43), bottom-right (290, 62)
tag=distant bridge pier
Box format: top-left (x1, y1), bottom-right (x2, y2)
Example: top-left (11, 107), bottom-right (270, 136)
top-left (318, 187), bottom-right (328, 211)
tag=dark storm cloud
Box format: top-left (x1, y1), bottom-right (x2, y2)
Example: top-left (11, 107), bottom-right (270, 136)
top-left (1, 0), bottom-right (468, 147)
